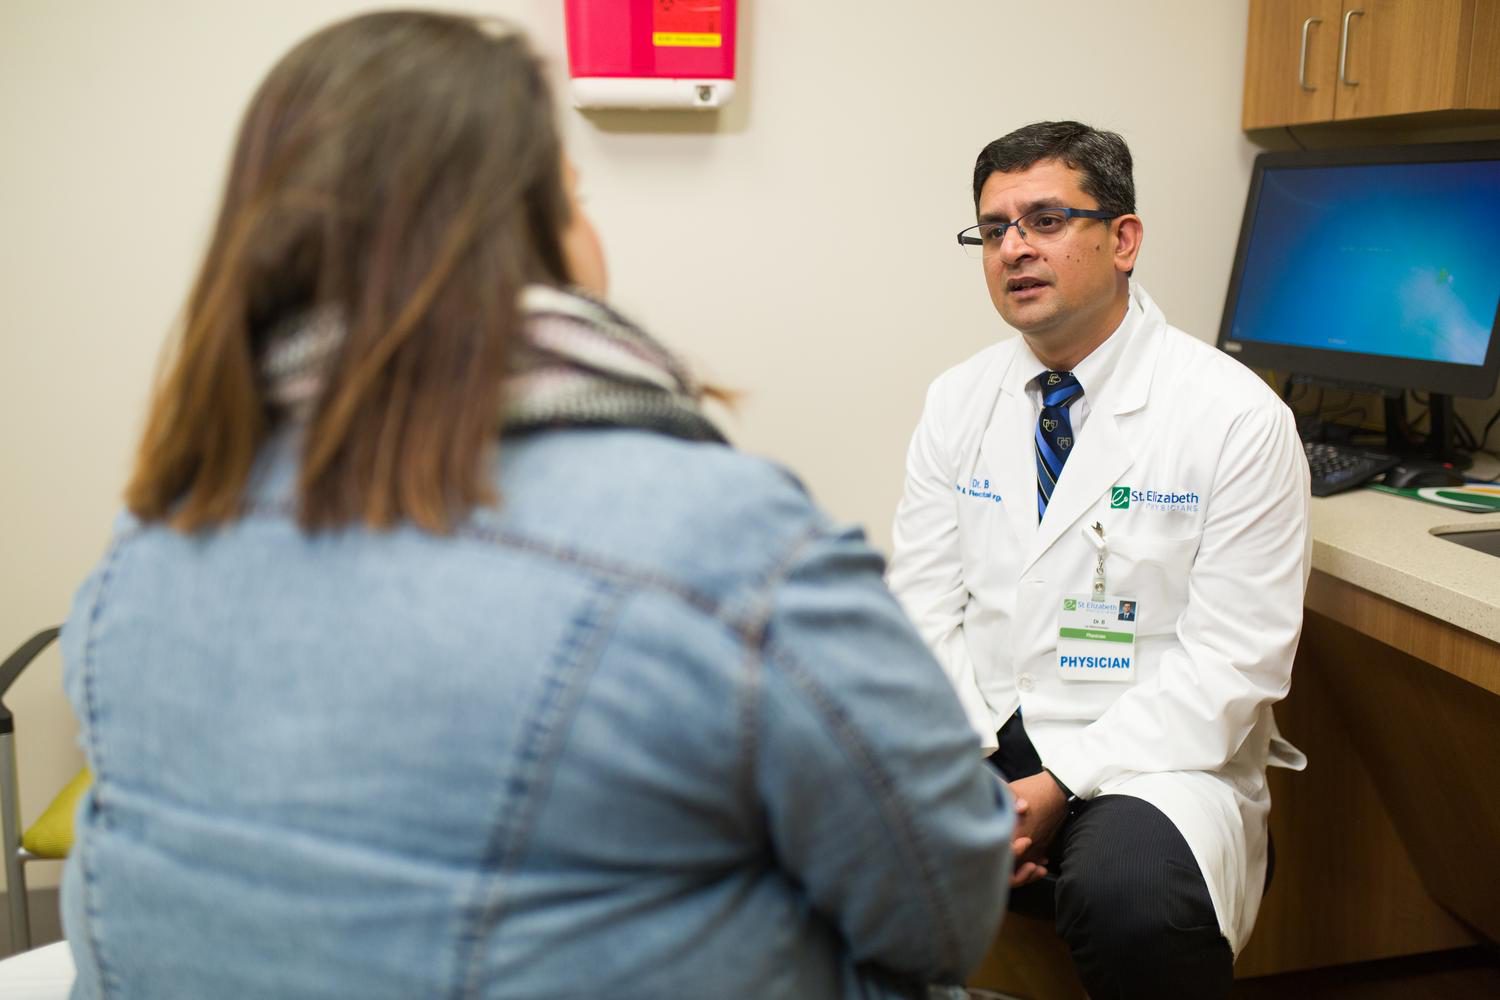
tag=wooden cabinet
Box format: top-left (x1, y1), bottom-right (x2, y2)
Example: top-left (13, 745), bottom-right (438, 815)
top-left (1243, 0), bottom-right (1500, 129)
top-left (1244, 0), bottom-right (1344, 127)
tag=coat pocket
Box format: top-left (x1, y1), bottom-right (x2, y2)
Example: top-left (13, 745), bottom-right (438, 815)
top-left (1103, 532), bottom-right (1200, 635)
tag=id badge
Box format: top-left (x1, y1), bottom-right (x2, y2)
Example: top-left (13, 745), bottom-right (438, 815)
top-left (1057, 595), bottom-right (1137, 683)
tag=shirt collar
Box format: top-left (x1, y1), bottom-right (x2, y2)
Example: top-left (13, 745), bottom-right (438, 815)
top-left (1019, 284), bottom-right (1141, 405)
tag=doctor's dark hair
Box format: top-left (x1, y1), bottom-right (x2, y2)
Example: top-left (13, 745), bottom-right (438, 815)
top-left (126, 11), bottom-right (573, 534)
top-left (971, 121), bottom-right (1136, 218)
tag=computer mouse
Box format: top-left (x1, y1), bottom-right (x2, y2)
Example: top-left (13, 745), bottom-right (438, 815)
top-left (1383, 464), bottom-right (1466, 489)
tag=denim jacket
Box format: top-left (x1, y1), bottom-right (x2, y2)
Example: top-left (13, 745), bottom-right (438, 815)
top-left (62, 428), bottom-right (1012, 999)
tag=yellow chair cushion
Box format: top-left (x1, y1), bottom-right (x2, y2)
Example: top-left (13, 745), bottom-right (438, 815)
top-left (21, 768), bottom-right (91, 859)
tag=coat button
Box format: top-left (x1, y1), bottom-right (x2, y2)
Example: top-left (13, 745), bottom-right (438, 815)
top-left (1017, 674), bottom-right (1034, 692)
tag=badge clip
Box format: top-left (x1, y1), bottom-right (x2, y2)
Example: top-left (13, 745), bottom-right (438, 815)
top-left (1085, 521), bottom-right (1107, 598)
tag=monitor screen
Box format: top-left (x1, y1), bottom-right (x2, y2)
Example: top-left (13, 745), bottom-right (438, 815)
top-left (1218, 142), bottom-right (1500, 400)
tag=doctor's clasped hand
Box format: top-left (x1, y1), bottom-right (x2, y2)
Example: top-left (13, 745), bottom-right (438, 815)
top-left (1007, 771), bottom-right (1068, 887)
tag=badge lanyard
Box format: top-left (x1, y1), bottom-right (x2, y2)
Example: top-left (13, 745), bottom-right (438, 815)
top-left (1088, 521), bottom-right (1107, 598)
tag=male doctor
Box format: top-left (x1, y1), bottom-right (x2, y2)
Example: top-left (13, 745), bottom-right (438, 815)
top-left (888, 121), bottom-right (1310, 997)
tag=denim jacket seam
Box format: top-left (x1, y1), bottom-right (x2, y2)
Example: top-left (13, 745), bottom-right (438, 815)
top-left (238, 499), bottom-right (769, 641)
top-left (730, 524), bottom-right (828, 829)
top-left (764, 641), bottom-right (964, 971)
top-left (755, 521), bottom-right (965, 973)
top-left (460, 522), bottom-right (732, 622)
top-left (733, 644), bottom-right (764, 823)
top-left (77, 528), bottom-right (139, 999)
top-left (450, 578), bottom-right (627, 998)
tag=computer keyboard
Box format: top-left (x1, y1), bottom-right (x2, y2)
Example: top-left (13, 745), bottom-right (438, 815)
top-left (1303, 440), bottom-right (1401, 497)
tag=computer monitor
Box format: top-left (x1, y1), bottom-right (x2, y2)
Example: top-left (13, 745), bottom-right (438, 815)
top-left (1217, 140), bottom-right (1500, 458)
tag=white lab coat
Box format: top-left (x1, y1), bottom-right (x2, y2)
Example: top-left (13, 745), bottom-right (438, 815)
top-left (888, 284), bottom-right (1310, 953)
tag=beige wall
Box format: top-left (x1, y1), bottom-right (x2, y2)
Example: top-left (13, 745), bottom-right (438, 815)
top-left (0, 0), bottom-right (1259, 889)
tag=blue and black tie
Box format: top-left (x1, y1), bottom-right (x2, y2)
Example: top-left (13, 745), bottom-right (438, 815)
top-left (1035, 370), bottom-right (1084, 521)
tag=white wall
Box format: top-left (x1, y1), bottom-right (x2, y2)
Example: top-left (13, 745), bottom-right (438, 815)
top-left (0, 0), bottom-right (1257, 889)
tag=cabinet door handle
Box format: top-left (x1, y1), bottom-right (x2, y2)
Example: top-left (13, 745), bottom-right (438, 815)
top-left (1298, 16), bottom-right (1323, 91)
top-left (1339, 8), bottom-right (1364, 86)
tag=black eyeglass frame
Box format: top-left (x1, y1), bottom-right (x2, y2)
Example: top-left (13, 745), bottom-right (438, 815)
top-left (956, 208), bottom-right (1121, 250)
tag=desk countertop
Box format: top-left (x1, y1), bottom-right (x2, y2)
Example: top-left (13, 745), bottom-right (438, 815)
top-left (1310, 466), bottom-right (1500, 645)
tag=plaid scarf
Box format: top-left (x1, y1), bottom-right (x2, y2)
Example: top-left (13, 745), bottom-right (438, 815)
top-left (261, 285), bottom-right (725, 445)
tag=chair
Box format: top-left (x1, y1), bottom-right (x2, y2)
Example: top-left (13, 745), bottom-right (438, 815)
top-left (1, 628), bottom-right (90, 955)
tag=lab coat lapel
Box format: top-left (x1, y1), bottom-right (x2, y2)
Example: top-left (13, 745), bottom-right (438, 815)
top-left (1024, 286), bottom-right (1164, 569)
top-left (991, 390), bottom-right (1038, 553)
top-left (1029, 411), bottom-right (1132, 563)
top-left (983, 346), bottom-right (1040, 553)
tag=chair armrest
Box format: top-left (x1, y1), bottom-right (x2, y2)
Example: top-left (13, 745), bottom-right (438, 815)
top-left (0, 628), bottom-right (61, 734)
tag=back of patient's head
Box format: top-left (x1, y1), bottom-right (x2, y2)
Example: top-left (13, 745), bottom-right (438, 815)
top-left (126, 11), bottom-right (570, 535)
top-left (971, 120), bottom-right (1136, 219)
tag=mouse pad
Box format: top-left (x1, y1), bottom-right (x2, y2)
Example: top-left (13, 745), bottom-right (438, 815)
top-left (1367, 483), bottom-right (1500, 513)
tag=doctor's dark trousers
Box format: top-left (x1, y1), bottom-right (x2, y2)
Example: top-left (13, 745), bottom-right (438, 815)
top-left (991, 712), bottom-right (1234, 999)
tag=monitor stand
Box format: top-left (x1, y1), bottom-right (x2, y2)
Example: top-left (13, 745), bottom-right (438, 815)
top-left (1287, 375), bottom-right (1473, 472)
top-left (1383, 394), bottom-right (1471, 471)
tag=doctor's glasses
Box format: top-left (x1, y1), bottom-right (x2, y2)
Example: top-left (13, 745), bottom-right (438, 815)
top-left (957, 207), bottom-right (1120, 259)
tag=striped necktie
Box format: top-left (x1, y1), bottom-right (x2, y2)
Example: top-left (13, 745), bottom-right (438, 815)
top-left (1035, 370), bottom-right (1083, 521)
